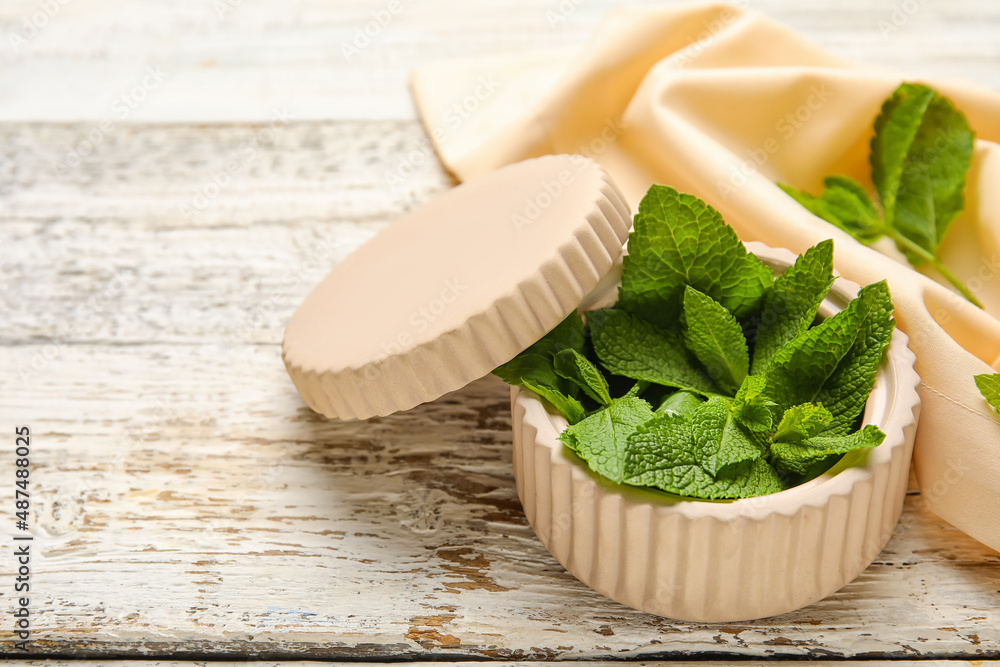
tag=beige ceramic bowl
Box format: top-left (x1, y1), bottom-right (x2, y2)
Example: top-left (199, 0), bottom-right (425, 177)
top-left (511, 241), bottom-right (921, 622)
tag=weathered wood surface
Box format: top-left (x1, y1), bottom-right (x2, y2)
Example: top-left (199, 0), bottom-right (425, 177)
top-left (5, 663), bottom-right (1000, 667)
top-left (2, 0), bottom-right (1000, 660)
top-left (0, 0), bottom-right (999, 122)
top-left (2, 120), bottom-right (999, 660)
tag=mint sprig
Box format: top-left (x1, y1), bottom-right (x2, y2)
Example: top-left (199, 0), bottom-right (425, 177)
top-left (494, 185), bottom-right (893, 500)
top-left (620, 184), bottom-right (773, 326)
top-left (779, 82), bottom-right (981, 308)
top-left (682, 286), bottom-right (749, 395)
top-left (974, 374), bottom-right (1000, 416)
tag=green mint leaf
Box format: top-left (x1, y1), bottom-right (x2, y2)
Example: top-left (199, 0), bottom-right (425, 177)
top-left (817, 177), bottom-right (884, 242)
top-left (974, 373), bottom-right (1000, 416)
top-left (657, 390), bottom-right (703, 416)
top-left (681, 286), bottom-right (749, 394)
top-left (871, 82), bottom-right (975, 262)
top-left (778, 179), bottom-right (883, 243)
top-left (493, 350), bottom-right (563, 393)
top-left (872, 83), bottom-right (935, 226)
top-left (493, 311), bottom-right (586, 392)
top-left (771, 424), bottom-right (885, 475)
top-left (619, 184), bottom-right (773, 328)
top-left (558, 395), bottom-right (655, 483)
top-left (779, 182), bottom-right (828, 217)
top-left (692, 396), bottom-right (766, 477)
top-left (522, 380), bottom-right (586, 425)
top-left (622, 411), bottom-right (784, 499)
top-left (772, 403), bottom-right (833, 443)
top-left (540, 309), bottom-right (588, 353)
top-left (625, 381), bottom-right (647, 398)
top-left (750, 239), bottom-right (836, 375)
top-left (588, 308), bottom-right (718, 396)
top-left (554, 348), bottom-right (612, 406)
top-left (820, 177), bottom-right (883, 238)
top-left (764, 281), bottom-right (895, 434)
top-left (731, 375), bottom-right (776, 433)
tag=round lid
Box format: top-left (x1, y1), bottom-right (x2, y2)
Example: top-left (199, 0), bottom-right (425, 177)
top-left (282, 154), bottom-right (632, 420)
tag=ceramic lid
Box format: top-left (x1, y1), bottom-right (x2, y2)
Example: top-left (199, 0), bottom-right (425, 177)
top-left (281, 154), bottom-right (632, 420)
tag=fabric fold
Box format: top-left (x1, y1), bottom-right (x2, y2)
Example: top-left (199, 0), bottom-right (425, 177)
top-left (410, 3), bottom-right (1000, 552)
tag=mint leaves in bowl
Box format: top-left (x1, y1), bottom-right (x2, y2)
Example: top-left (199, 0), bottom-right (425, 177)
top-left (498, 185), bottom-right (895, 499)
top-left (501, 184), bottom-right (920, 621)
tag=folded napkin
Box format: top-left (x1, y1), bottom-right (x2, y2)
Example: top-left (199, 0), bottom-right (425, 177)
top-left (409, 3), bottom-right (1000, 552)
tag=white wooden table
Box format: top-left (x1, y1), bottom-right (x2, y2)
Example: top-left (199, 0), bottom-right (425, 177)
top-left (1, 0), bottom-right (999, 663)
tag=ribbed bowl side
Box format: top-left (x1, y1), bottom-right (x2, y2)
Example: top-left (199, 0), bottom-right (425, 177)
top-left (511, 245), bottom-right (921, 622)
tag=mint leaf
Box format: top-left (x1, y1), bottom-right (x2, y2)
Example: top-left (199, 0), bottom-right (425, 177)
top-left (522, 380), bottom-right (586, 424)
top-left (750, 239), bottom-right (836, 375)
top-left (494, 312), bottom-right (591, 423)
top-left (623, 411), bottom-right (784, 499)
top-left (493, 311), bottom-right (586, 391)
top-left (764, 281), bottom-right (895, 434)
top-left (974, 373), bottom-right (1000, 416)
top-left (588, 308), bottom-right (717, 396)
top-left (872, 83), bottom-right (974, 262)
top-left (772, 403), bottom-right (833, 443)
top-left (692, 396), bottom-right (765, 477)
top-left (819, 177), bottom-right (884, 241)
top-left (731, 375), bottom-right (775, 433)
top-left (681, 286), bottom-right (749, 394)
top-left (657, 390), bottom-right (703, 416)
top-left (779, 83), bottom-right (982, 308)
top-left (619, 185), bottom-right (773, 328)
top-left (559, 395), bottom-right (655, 483)
top-left (541, 309), bottom-right (588, 353)
top-left (771, 424), bottom-right (885, 475)
top-left (554, 348), bottom-right (611, 406)
top-left (778, 179), bottom-right (883, 243)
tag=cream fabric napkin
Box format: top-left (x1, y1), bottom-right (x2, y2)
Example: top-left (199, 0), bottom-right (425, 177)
top-left (409, 3), bottom-right (1000, 552)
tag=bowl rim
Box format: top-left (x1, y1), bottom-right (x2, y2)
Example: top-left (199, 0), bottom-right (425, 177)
top-left (513, 240), bottom-right (921, 521)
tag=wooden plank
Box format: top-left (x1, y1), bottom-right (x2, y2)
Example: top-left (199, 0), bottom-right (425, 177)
top-left (3, 663), bottom-right (1000, 667)
top-left (0, 0), bottom-right (997, 122)
top-left (1, 338), bottom-right (999, 659)
top-left (2, 0), bottom-right (1000, 658)
top-left (4, 663), bottom-right (1000, 667)
top-left (0, 121), bottom-right (450, 349)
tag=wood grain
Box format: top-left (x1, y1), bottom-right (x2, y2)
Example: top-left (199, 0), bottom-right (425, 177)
top-left (1, 0), bottom-right (1000, 660)
top-left (0, 0), bottom-right (998, 122)
top-left (5, 663), bottom-right (1000, 667)
top-left (0, 340), bottom-right (999, 659)
top-left (1, 124), bottom-right (1000, 660)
